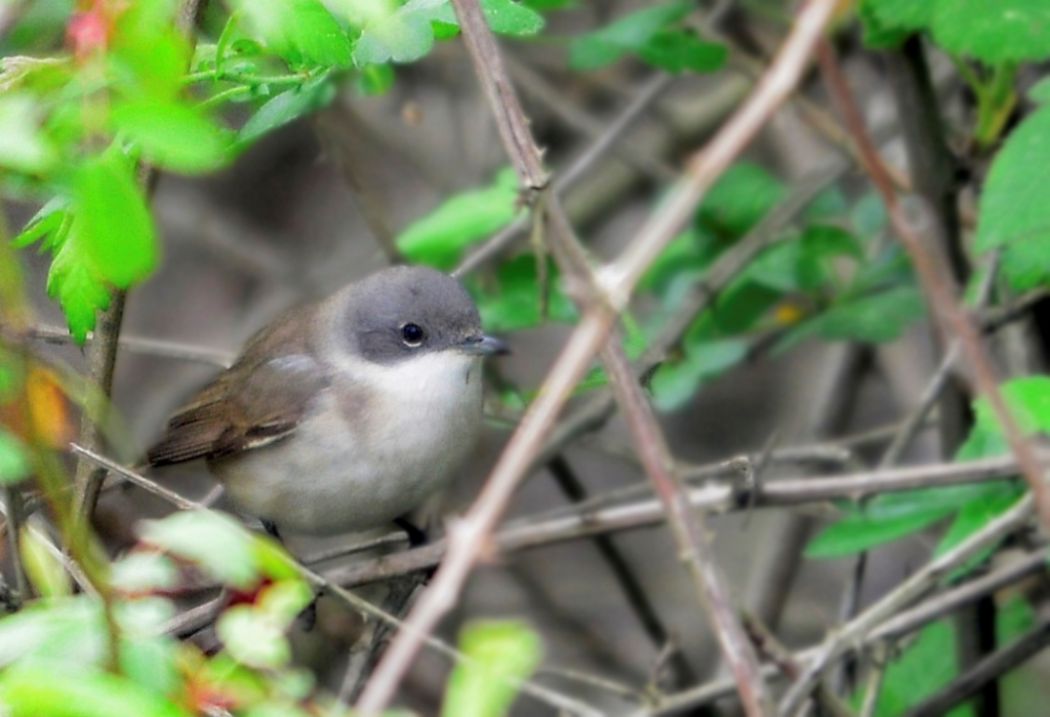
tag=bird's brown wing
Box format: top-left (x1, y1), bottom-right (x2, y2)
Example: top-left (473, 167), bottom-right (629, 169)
top-left (147, 308), bottom-right (330, 466)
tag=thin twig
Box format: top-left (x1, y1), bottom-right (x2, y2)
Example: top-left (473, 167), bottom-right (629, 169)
top-left (360, 1), bottom-right (839, 711)
top-left (641, 548), bottom-right (1048, 715)
top-left (453, 73), bottom-right (673, 276)
top-left (900, 621), bottom-right (1050, 717)
top-left (69, 447), bottom-right (604, 717)
top-left (777, 492), bottom-right (1034, 716)
top-left (333, 453), bottom-right (1031, 589)
top-left (28, 324), bottom-right (233, 367)
top-left (816, 39), bottom-right (1050, 527)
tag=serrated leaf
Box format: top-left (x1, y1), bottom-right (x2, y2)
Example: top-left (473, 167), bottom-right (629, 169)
top-left (0, 662), bottom-right (192, 717)
top-left (46, 228), bottom-right (112, 343)
top-left (569, 1), bottom-right (689, 70)
top-left (397, 167), bottom-right (521, 269)
top-left (442, 621), bottom-right (542, 717)
top-left (0, 429), bottom-right (30, 485)
top-left (238, 79), bottom-right (335, 146)
top-left (747, 225), bottom-right (861, 293)
top-left (234, 0), bottom-right (352, 69)
top-left (73, 152), bottom-right (158, 288)
top-left (974, 106), bottom-right (1050, 290)
top-left (12, 197), bottom-right (69, 249)
top-left (932, 0), bottom-right (1050, 65)
top-left (111, 100), bottom-right (232, 174)
top-left (139, 511), bottom-right (258, 589)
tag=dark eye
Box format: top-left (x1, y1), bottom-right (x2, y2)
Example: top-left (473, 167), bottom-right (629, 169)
top-left (400, 323), bottom-right (425, 347)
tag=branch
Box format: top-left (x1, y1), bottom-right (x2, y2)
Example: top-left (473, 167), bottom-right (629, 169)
top-left (901, 621), bottom-right (1050, 717)
top-left (777, 492), bottom-right (1034, 715)
top-left (68, 446), bottom-right (604, 717)
top-left (333, 453), bottom-right (1030, 588)
top-left (360, 1), bottom-right (840, 711)
top-left (643, 548), bottom-right (1048, 716)
top-left (815, 40), bottom-right (1050, 528)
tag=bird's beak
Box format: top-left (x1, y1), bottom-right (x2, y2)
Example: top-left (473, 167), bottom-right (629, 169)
top-left (459, 335), bottom-right (510, 356)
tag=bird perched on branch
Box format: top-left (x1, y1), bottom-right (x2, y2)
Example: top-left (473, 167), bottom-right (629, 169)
top-left (147, 265), bottom-right (507, 541)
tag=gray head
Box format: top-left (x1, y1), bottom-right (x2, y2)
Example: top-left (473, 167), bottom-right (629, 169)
top-left (343, 266), bottom-right (506, 365)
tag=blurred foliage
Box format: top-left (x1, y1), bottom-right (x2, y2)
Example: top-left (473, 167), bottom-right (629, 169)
top-left (3, 0), bottom-right (1050, 714)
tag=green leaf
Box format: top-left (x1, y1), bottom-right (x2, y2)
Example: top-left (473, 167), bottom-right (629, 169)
top-left (636, 29), bottom-right (726, 74)
top-left (808, 285), bottom-right (924, 343)
top-left (442, 621), bottom-right (542, 717)
top-left (73, 152), bottom-right (158, 288)
top-left (931, 0), bottom-right (1050, 65)
top-left (45, 228), bottom-right (112, 343)
top-left (238, 79), bottom-right (335, 146)
top-left (139, 510), bottom-right (259, 589)
top-left (353, 0), bottom-right (447, 65)
top-left (0, 94), bottom-right (56, 174)
top-left (851, 620), bottom-right (972, 717)
top-left (0, 429), bottom-right (30, 485)
top-left (434, 0), bottom-right (546, 36)
top-left (1029, 75), bottom-right (1050, 104)
top-left (746, 225), bottom-right (861, 293)
top-left (234, 0), bottom-right (352, 69)
top-left (957, 376), bottom-right (1050, 459)
top-left (471, 255), bottom-right (576, 332)
top-left (858, 0), bottom-right (932, 47)
top-left (111, 100), bottom-right (232, 174)
top-left (569, 1), bottom-right (690, 70)
top-left (12, 197), bottom-right (70, 249)
top-left (0, 598), bottom-right (106, 668)
top-left (19, 527), bottom-right (71, 598)
top-left (806, 507), bottom-right (951, 558)
top-left (974, 106), bottom-right (1050, 290)
top-left (397, 168), bottom-right (522, 269)
top-left (111, 552), bottom-right (180, 594)
top-left (698, 162), bottom-right (786, 239)
top-left (216, 604), bottom-right (291, 669)
top-left (109, 1), bottom-right (189, 102)
top-left (0, 662), bottom-right (192, 717)
top-left (650, 338), bottom-right (749, 412)
top-left (934, 486), bottom-right (1022, 562)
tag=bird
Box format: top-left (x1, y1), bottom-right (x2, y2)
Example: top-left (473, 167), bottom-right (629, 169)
top-left (146, 265), bottom-right (507, 541)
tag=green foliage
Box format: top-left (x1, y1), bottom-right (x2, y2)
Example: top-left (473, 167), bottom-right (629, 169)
top-left (650, 338), bottom-right (749, 412)
top-left (808, 378), bottom-right (1050, 559)
top-left (931, 0), bottom-right (1050, 64)
top-left (0, 429), bottom-right (29, 486)
top-left (471, 255), bottom-right (576, 332)
top-left (442, 621), bottom-right (542, 717)
top-left (975, 105), bottom-right (1050, 291)
top-left (397, 168), bottom-right (522, 269)
top-left (852, 619), bottom-right (974, 717)
top-left (231, 0), bottom-right (353, 69)
top-left (569, 1), bottom-right (726, 74)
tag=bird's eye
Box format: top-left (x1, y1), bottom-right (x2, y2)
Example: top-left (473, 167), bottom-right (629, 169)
top-left (400, 323), bottom-right (425, 347)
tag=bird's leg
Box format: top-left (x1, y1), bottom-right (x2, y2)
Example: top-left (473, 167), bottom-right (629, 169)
top-left (393, 515), bottom-right (428, 548)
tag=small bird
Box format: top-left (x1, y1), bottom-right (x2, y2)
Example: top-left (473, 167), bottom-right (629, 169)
top-left (147, 266), bottom-right (506, 539)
